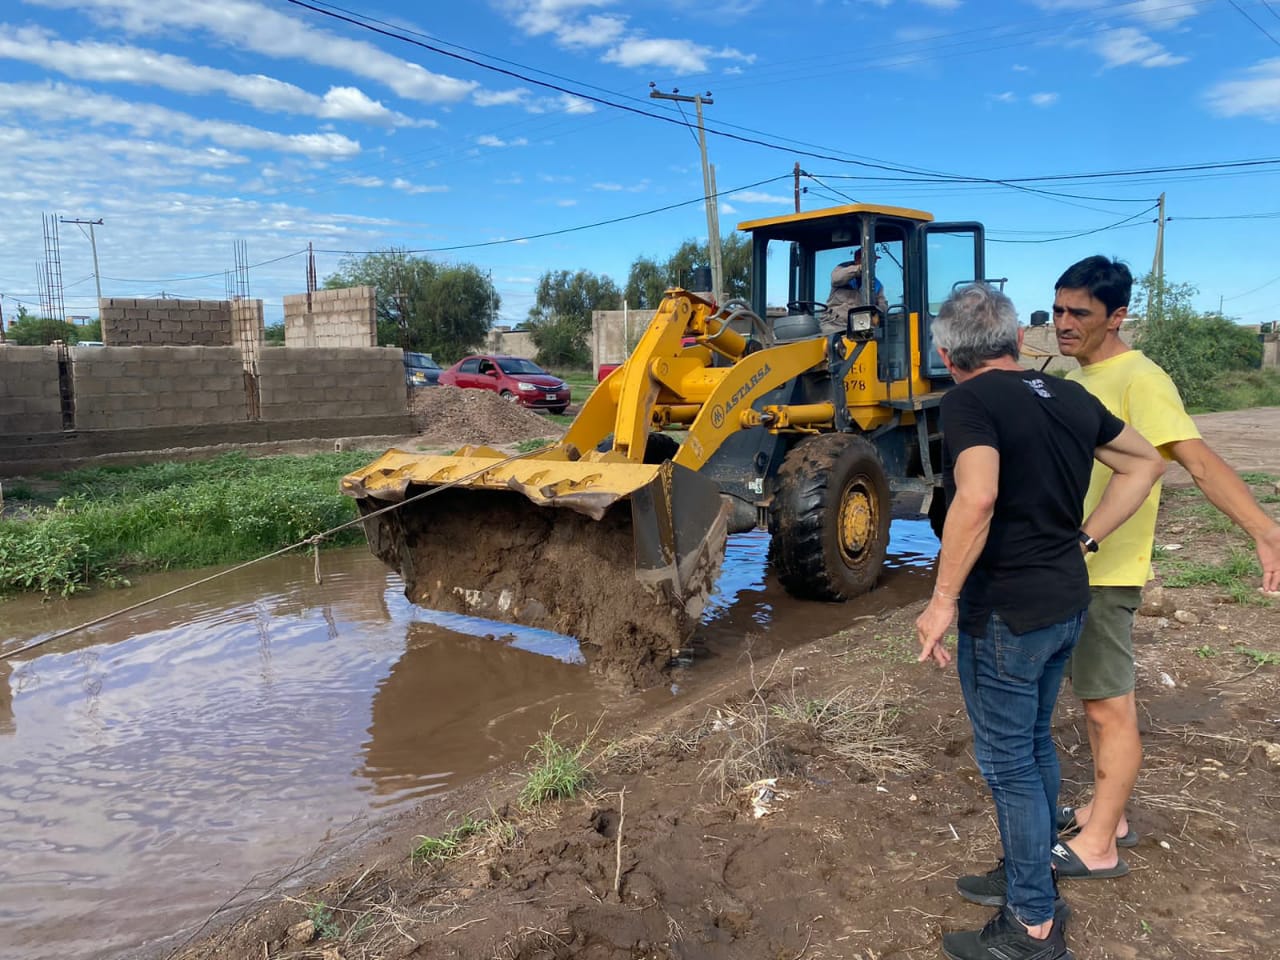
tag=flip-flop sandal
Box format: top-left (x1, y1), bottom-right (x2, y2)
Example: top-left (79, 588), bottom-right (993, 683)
top-left (1051, 841), bottom-right (1129, 880)
top-left (1057, 806), bottom-right (1140, 847)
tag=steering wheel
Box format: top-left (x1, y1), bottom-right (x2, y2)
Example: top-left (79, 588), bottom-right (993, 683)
top-left (786, 300), bottom-right (828, 315)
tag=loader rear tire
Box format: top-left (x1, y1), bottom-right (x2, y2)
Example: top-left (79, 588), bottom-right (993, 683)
top-left (769, 433), bottom-right (891, 602)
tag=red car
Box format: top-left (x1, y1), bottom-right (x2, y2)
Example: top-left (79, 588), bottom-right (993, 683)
top-left (438, 354), bottom-right (572, 414)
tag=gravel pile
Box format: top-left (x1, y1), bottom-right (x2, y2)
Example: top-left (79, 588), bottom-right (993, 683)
top-left (410, 386), bottom-right (565, 446)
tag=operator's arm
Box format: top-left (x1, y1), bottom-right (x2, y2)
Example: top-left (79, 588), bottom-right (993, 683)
top-left (830, 261), bottom-right (861, 287)
top-left (916, 445), bottom-right (997, 667)
top-left (1081, 423), bottom-right (1166, 544)
top-left (1166, 437), bottom-right (1280, 592)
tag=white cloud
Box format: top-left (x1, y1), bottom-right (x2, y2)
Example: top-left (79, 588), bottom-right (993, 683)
top-left (473, 88), bottom-right (531, 107)
top-left (1012, 63), bottom-right (1031, 72)
top-left (719, 201), bottom-right (737, 214)
top-left (1095, 26), bottom-right (1187, 68)
top-left (496, 175), bottom-right (525, 185)
top-left (0, 25), bottom-right (423, 126)
top-left (556, 198), bottom-right (578, 206)
top-left (732, 190), bottom-right (791, 204)
top-left (552, 14), bottom-right (627, 47)
top-left (392, 178), bottom-right (449, 194)
top-left (476, 134), bottom-right (530, 147)
top-left (27, 0), bottom-right (478, 104)
top-left (991, 91), bottom-right (1018, 103)
top-left (1030, 92), bottom-right (1059, 106)
top-left (603, 38), bottom-right (753, 74)
top-left (341, 175), bottom-right (385, 188)
top-left (1205, 57), bottom-right (1280, 122)
top-left (914, 0), bottom-right (961, 9)
top-left (1031, 0), bottom-right (1203, 29)
top-left (591, 180), bottom-right (648, 192)
top-left (558, 93), bottom-right (596, 114)
top-left (0, 82), bottom-right (362, 157)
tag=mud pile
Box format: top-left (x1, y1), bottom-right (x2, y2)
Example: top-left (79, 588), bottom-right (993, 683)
top-left (410, 387), bottom-right (563, 446)
top-left (361, 487), bottom-right (725, 687)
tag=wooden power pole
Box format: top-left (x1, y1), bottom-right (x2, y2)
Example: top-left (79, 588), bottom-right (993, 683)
top-left (649, 85), bottom-right (723, 303)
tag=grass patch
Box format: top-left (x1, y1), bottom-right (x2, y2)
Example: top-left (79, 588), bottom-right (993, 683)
top-left (699, 662), bottom-right (925, 800)
top-left (305, 902), bottom-right (341, 940)
top-left (1187, 369), bottom-right (1280, 414)
top-left (1241, 472), bottom-right (1278, 485)
top-left (1235, 645), bottom-right (1280, 666)
top-left (0, 450), bottom-right (377, 597)
top-left (1194, 644), bottom-right (1217, 659)
top-left (519, 715), bottom-right (593, 808)
top-left (1162, 549), bottom-right (1261, 588)
top-left (513, 437), bottom-right (553, 453)
top-left (411, 813), bottom-right (490, 865)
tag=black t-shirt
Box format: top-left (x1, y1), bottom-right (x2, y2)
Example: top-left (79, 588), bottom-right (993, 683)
top-left (940, 369), bottom-right (1125, 636)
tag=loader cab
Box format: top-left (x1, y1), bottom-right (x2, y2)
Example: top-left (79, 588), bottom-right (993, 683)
top-left (738, 203), bottom-right (985, 389)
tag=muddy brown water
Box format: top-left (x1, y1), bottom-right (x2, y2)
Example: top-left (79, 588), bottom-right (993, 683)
top-left (0, 520), bottom-right (936, 960)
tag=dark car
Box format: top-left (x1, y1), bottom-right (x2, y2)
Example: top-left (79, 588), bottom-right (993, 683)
top-left (438, 354), bottom-right (571, 414)
top-left (404, 351), bottom-right (443, 388)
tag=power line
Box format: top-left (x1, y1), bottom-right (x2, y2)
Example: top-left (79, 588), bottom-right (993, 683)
top-left (315, 174), bottom-right (791, 255)
top-left (986, 204), bottom-right (1159, 244)
top-left (1224, 272), bottom-right (1280, 301)
top-left (97, 249), bottom-right (308, 286)
top-left (1226, 0), bottom-right (1280, 46)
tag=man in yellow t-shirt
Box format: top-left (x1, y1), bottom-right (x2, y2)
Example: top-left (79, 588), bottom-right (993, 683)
top-left (1051, 255), bottom-right (1280, 880)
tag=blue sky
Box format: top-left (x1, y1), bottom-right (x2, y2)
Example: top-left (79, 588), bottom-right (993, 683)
top-left (0, 0), bottom-right (1277, 329)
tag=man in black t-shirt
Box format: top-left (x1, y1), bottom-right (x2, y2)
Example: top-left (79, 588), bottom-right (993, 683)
top-left (913, 284), bottom-right (1164, 960)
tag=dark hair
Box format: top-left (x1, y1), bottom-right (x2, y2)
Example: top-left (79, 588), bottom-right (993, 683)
top-left (1054, 256), bottom-right (1132, 316)
top-left (932, 283), bottom-right (1020, 372)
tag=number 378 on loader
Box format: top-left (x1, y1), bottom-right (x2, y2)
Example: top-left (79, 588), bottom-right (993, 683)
top-left (342, 204), bottom-right (987, 677)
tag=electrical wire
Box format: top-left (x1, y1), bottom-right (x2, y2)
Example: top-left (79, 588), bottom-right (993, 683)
top-left (1226, 0), bottom-right (1280, 46)
top-left (96, 249), bottom-right (308, 286)
top-left (314, 173), bottom-right (790, 255)
top-left (986, 204), bottom-right (1158, 244)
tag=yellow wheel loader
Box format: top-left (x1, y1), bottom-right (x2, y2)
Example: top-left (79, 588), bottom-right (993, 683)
top-left (342, 204), bottom-right (987, 678)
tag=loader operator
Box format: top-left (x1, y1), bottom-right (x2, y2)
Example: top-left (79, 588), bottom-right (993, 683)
top-left (821, 247), bottom-right (889, 335)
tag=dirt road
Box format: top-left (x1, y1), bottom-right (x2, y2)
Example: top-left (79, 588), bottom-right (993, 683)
top-left (170, 410), bottom-right (1280, 960)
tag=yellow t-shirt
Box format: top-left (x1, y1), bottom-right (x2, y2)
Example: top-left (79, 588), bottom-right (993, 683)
top-left (1066, 350), bottom-right (1200, 586)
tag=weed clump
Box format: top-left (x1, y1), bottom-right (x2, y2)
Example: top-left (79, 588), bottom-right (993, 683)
top-left (519, 716), bottom-right (593, 808)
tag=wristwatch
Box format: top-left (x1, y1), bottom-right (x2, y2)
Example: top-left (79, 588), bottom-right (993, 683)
top-left (1079, 531), bottom-right (1100, 553)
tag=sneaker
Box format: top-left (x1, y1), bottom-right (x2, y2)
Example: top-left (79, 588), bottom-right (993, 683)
top-left (955, 859), bottom-right (1070, 920)
top-left (942, 905), bottom-right (1074, 960)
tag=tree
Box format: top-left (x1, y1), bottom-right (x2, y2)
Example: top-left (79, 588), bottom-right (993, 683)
top-left (527, 269), bottom-right (622, 367)
top-left (7, 306), bottom-right (84, 345)
top-left (1131, 272), bottom-right (1262, 409)
top-left (324, 250), bottom-right (497, 362)
top-left (623, 233), bottom-right (751, 308)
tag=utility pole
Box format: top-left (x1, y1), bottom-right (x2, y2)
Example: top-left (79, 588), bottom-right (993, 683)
top-left (60, 217), bottom-right (104, 303)
top-left (1151, 192), bottom-right (1166, 319)
top-left (649, 84), bottom-right (722, 303)
top-left (794, 162), bottom-right (802, 213)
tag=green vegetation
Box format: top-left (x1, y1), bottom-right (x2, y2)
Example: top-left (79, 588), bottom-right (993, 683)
top-left (513, 437), bottom-right (553, 453)
top-left (0, 451), bottom-right (374, 598)
top-left (1131, 273), bottom-right (1263, 410)
top-left (324, 249), bottom-right (497, 362)
top-left (1162, 549), bottom-right (1260, 588)
top-left (527, 269), bottom-right (622, 367)
top-left (519, 717), bottom-right (592, 808)
top-left (305, 902), bottom-right (341, 940)
top-left (1194, 644), bottom-right (1217, 659)
top-left (1190, 370), bottom-right (1280, 415)
top-left (6, 307), bottom-right (100, 345)
top-left (411, 813), bottom-right (489, 865)
top-left (1235, 645), bottom-right (1280, 666)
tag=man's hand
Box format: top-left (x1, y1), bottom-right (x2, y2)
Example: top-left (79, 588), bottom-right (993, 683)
top-left (1258, 524), bottom-right (1280, 594)
top-left (915, 595), bottom-right (955, 668)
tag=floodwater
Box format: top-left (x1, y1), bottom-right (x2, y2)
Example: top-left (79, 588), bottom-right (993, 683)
top-left (0, 520), bottom-right (936, 960)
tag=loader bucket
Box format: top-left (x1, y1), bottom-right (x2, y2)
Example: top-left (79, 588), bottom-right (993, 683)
top-left (341, 448), bottom-right (731, 684)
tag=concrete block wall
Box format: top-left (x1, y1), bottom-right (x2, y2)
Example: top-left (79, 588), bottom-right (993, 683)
top-left (484, 329), bottom-right (537, 359)
top-left (258, 347), bottom-right (405, 421)
top-left (232, 299), bottom-right (265, 368)
top-left (0, 346), bottom-right (63, 433)
top-left (72, 346), bottom-right (247, 430)
top-left (283, 286), bottom-right (376, 348)
top-left (100, 298), bottom-right (234, 346)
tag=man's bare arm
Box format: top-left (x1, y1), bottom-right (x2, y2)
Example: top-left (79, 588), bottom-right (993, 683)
top-left (915, 445), bottom-right (998, 667)
top-left (1082, 423), bottom-right (1166, 544)
top-left (1166, 437), bottom-right (1280, 592)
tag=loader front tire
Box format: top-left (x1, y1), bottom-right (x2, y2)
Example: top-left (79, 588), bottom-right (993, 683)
top-left (769, 433), bottom-right (891, 602)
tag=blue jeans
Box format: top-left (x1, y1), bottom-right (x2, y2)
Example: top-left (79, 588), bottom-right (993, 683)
top-left (957, 609), bottom-right (1085, 926)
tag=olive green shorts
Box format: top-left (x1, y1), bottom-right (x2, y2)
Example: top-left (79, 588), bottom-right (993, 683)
top-left (1065, 585), bottom-right (1145, 701)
